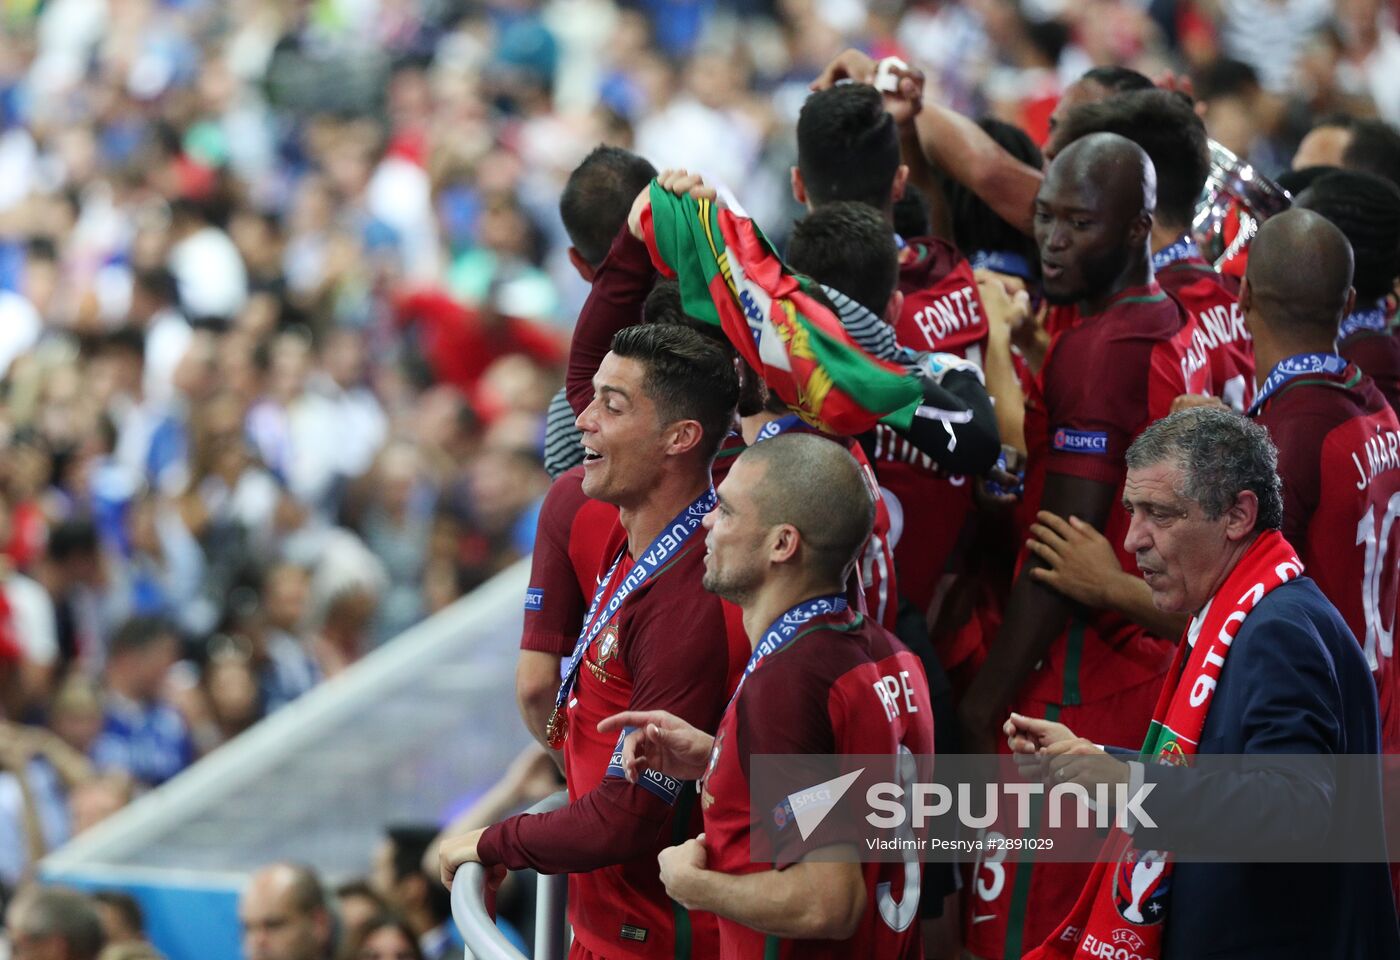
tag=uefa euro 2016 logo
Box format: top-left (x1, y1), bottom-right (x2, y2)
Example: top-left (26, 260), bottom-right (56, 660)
top-left (1113, 848), bottom-right (1170, 926)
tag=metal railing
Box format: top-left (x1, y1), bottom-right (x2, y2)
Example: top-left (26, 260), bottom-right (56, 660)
top-left (452, 791), bottom-right (570, 960)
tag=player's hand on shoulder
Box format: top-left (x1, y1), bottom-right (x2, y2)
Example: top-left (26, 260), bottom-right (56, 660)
top-left (1169, 393), bottom-right (1227, 415)
top-left (598, 710), bottom-right (714, 782)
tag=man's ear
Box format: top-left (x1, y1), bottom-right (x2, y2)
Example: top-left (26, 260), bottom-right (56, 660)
top-left (1225, 489), bottom-right (1260, 542)
top-left (882, 289), bottom-right (905, 327)
top-left (1130, 211), bottom-right (1153, 249)
top-left (567, 247), bottom-right (596, 283)
top-left (791, 167), bottom-right (808, 207)
top-left (1343, 285), bottom-right (1357, 318)
top-left (770, 524), bottom-right (801, 565)
top-left (665, 420), bottom-right (706, 458)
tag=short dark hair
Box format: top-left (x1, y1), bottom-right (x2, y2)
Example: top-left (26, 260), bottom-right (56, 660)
top-left (133, 267), bottom-right (179, 305)
top-left (1343, 119), bottom-right (1400, 191)
top-left (951, 118), bottom-right (1044, 258)
top-left (108, 616), bottom-right (175, 659)
top-left (1192, 58), bottom-right (1260, 102)
top-left (1296, 170), bottom-right (1400, 302)
top-left (348, 915), bottom-right (425, 960)
top-left (797, 84), bottom-right (901, 209)
top-left (786, 202), bottom-right (898, 316)
top-left (644, 281), bottom-right (766, 418)
top-left (609, 323), bottom-right (739, 462)
top-left (92, 890), bottom-right (145, 937)
top-left (559, 146), bottom-right (658, 267)
top-left (386, 824), bottom-right (450, 923)
top-left (1055, 89), bottom-right (1210, 229)
top-left (738, 433), bottom-right (875, 585)
top-left (1126, 407), bottom-right (1284, 532)
top-left (893, 187), bottom-right (930, 239)
top-left (1079, 65), bottom-right (1155, 95)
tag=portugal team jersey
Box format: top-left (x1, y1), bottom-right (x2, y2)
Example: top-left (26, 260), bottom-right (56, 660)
top-left (1157, 251), bottom-right (1255, 411)
top-left (1252, 359), bottom-right (1400, 752)
top-left (521, 465), bottom-right (620, 657)
top-left (481, 515), bottom-right (750, 958)
top-left (878, 236), bottom-right (988, 619)
top-left (1337, 299), bottom-right (1400, 413)
top-left (970, 282), bottom-right (1198, 960)
top-left (700, 607), bottom-right (936, 960)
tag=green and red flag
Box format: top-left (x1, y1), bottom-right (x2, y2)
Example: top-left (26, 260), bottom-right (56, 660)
top-left (640, 183), bottom-right (922, 436)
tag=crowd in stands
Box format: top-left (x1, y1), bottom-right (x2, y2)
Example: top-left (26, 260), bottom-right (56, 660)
top-left (1, 0), bottom-right (1400, 956)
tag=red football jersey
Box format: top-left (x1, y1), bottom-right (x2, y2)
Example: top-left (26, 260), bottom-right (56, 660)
top-left (1338, 300), bottom-right (1400, 413)
top-left (969, 284), bottom-right (1193, 960)
top-left (521, 466), bottom-right (620, 656)
top-left (1157, 255), bottom-right (1255, 411)
top-left (700, 608), bottom-right (935, 960)
top-left (879, 236), bottom-right (987, 619)
top-left (482, 516), bottom-right (750, 958)
top-left (1016, 283), bottom-right (1201, 701)
top-left (1253, 362), bottom-right (1400, 752)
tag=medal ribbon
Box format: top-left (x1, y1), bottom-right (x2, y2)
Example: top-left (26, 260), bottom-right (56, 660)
top-left (699, 593), bottom-right (848, 795)
top-left (970, 249), bottom-right (1034, 282)
top-left (1246, 351), bottom-right (1350, 416)
top-left (1150, 236), bottom-right (1201, 272)
top-left (754, 413), bottom-right (808, 444)
top-left (549, 487), bottom-right (717, 725)
top-left (1338, 298), bottom-right (1390, 342)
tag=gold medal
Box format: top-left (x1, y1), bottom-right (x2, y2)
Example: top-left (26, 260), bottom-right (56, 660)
top-left (545, 707), bottom-right (567, 749)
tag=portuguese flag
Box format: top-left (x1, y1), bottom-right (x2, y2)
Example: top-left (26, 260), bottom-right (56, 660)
top-left (641, 184), bottom-right (922, 436)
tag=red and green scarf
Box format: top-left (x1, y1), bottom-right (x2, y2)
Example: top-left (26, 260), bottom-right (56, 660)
top-left (640, 185), bottom-right (923, 436)
top-left (1025, 530), bottom-right (1303, 960)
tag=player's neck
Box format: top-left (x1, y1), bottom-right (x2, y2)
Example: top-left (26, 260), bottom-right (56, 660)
top-left (742, 574), bottom-right (846, 652)
top-left (1254, 327), bottom-right (1335, 379)
top-left (739, 411), bottom-right (781, 446)
top-left (1149, 222), bottom-right (1190, 255)
top-left (1079, 254), bottom-right (1152, 317)
top-left (618, 467), bottom-right (711, 559)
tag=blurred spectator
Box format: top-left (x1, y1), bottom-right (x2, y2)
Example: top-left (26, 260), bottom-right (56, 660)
top-left (332, 881), bottom-right (390, 950)
top-left (344, 915), bottom-right (425, 960)
top-left (0, 722), bottom-right (94, 887)
top-left (255, 563), bottom-right (319, 713)
top-left (371, 826), bottom-right (457, 960)
top-left (3, 886), bottom-right (106, 960)
top-left (91, 617), bottom-right (193, 788)
top-left (239, 863), bottom-right (336, 960)
top-left (90, 890), bottom-right (145, 946)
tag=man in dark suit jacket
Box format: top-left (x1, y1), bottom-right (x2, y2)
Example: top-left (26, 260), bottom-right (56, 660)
top-left (1007, 404), bottom-right (1400, 960)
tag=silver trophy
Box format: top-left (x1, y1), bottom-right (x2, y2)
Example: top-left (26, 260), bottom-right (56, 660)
top-left (1192, 140), bottom-right (1293, 270)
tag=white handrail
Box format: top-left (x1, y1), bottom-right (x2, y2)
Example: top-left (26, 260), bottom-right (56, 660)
top-left (451, 790), bottom-right (569, 960)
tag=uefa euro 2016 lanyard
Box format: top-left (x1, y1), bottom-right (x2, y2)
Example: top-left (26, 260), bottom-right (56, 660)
top-left (1247, 351), bottom-right (1351, 416)
top-left (698, 593), bottom-right (848, 796)
top-left (545, 487), bottom-right (716, 748)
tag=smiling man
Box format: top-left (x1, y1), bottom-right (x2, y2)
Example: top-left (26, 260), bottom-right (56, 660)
top-left (956, 132), bottom-right (1206, 958)
top-left (1008, 407), bottom-right (1400, 960)
top-left (600, 433), bottom-right (935, 959)
top-left (439, 323), bottom-right (750, 959)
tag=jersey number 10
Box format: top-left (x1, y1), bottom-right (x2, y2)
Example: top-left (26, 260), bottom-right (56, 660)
top-left (1356, 494), bottom-right (1400, 671)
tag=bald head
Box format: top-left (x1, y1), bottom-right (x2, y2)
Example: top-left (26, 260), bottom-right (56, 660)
top-left (1243, 208), bottom-right (1354, 343)
top-left (1035, 133), bottom-right (1157, 306)
top-left (739, 434), bottom-right (874, 584)
top-left (1050, 133), bottom-right (1157, 215)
